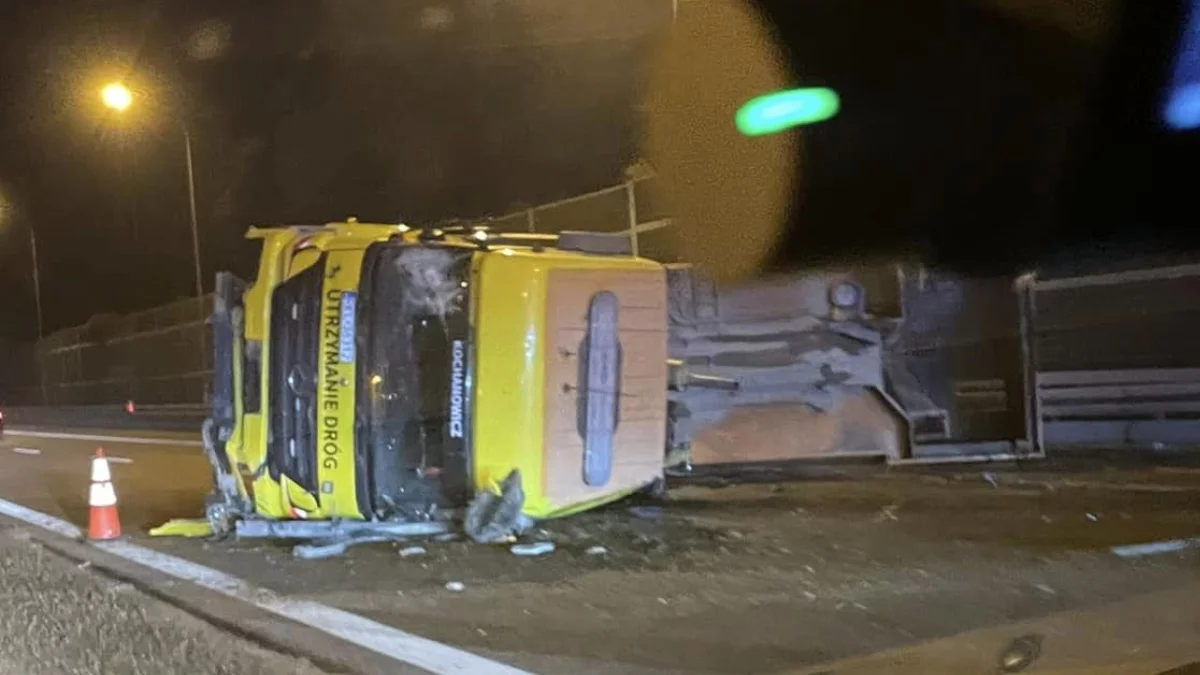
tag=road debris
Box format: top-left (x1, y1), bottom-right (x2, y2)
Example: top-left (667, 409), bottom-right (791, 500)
top-left (398, 546), bottom-right (427, 558)
top-left (982, 471), bottom-right (999, 487)
top-left (999, 634), bottom-right (1044, 673)
top-left (874, 504), bottom-right (900, 522)
top-left (1034, 584), bottom-right (1056, 595)
top-left (1085, 513), bottom-right (1099, 522)
top-left (150, 518), bottom-right (214, 538)
top-left (292, 534), bottom-right (394, 559)
top-left (511, 542), bottom-right (556, 557)
top-left (585, 545), bottom-right (608, 556)
top-left (444, 581), bottom-right (465, 592)
top-left (10, 448), bottom-right (41, 456)
top-left (464, 469), bottom-right (531, 544)
top-left (1111, 538), bottom-right (1200, 558)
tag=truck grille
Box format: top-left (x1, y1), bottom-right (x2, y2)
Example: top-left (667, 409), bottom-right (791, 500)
top-left (267, 259), bottom-right (324, 492)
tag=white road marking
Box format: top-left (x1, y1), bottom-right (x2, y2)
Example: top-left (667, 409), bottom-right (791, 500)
top-left (11, 447), bottom-right (41, 456)
top-left (0, 499), bottom-right (84, 539)
top-left (0, 497), bottom-right (533, 675)
top-left (4, 429), bottom-right (203, 447)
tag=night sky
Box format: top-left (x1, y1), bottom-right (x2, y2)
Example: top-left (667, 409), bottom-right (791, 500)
top-left (0, 0), bottom-right (668, 338)
top-left (0, 0), bottom-right (1118, 341)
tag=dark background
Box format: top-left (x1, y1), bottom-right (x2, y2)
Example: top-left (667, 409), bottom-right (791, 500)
top-left (762, 0), bottom-right (1200, 275)
top-left (0, 0), bottom-right (667, 337)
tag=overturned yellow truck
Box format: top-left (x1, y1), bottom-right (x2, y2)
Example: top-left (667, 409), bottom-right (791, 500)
top-left (200, 221), bottom-right (681, 543)
top-left (187, 219), bottom-right (922, 549)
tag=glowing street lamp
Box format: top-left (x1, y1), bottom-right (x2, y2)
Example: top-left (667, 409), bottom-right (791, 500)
top-left (97, 82), bottom-right (204, 300)
top-left (100, 82), bottom-right (133, 112)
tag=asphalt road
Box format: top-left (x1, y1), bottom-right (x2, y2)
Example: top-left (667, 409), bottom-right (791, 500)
top-left (2, 425), bottom-right (1200, 674)
top-left (0, 428), bottom-right (211, 534)
top-left (3, 406), bottom-right (205, 432)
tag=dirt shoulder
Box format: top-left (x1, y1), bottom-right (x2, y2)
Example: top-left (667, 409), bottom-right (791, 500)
top-left (0, 527), bottom-right (329, 675)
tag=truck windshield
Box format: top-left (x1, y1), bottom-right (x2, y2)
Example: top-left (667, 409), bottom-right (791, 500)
top-left (358, 245), bottom-right (474, 517)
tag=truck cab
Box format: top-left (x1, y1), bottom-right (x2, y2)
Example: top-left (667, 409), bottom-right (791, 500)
top-left (206, 221), bottom-right (669, 533)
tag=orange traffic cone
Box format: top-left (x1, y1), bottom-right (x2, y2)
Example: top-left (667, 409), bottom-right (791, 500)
top-left (88, 448), bottom-right (122, 541)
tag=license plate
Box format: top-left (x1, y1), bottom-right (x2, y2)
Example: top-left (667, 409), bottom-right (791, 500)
top-left (339, 292), bottom-right (357, 363)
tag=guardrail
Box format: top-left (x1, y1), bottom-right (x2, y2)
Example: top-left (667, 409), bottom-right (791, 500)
top-left (1039, 368), bottom-right (1200, 448)
top-left (487, 170), bottom-right (677, 261)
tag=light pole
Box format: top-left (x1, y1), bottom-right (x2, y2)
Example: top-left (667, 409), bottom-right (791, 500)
top-left (182, 125), bottom-right (202, 300)
top-left (29, 227), bottom-right (43, 339)
top-left (0, 193), bottom-right (41, 339)
top-left (101, 82), bottom-right (204, 299)
top-left (28, 222), bottom-right (47, 405)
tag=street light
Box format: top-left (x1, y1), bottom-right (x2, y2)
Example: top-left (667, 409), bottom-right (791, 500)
top-left (100, 82), bottom-right (203, 300)
top-left (100, 82), bottom-right (132, 112)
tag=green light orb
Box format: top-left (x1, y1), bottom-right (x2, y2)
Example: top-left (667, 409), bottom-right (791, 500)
top-left (735, 87), bottom-right (840, 136)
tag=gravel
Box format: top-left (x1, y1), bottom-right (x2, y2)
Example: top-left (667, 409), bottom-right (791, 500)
top-left (0, 528), bottom-right (330, 675)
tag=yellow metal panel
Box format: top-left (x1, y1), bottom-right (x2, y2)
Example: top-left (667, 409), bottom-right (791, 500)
top-left (244, 228), bottom-right (298, 510)
top-left (237, 412), bottom-right (287, 517)
top-left (288, 248), bottom-right (323, 276)
top-left (472, 251), bottom-right (550, 513)
top-left (472, 247), bottom-right (665, 519)
top-left (314, 248), bottom-right (364, 518)
top-left (253, 468), bottom-right (288, 517)
top-left (285, 477), bottom-right (321, 512)
top-left (244, 230), bottom-right (297, 517)
top-left (328, 221), bottom-right (410, 246)
top-left (149, 519), bottom-right (214, 538)
top-left (243, 229), bottom-right (295, 341)
top-left (222, 305), bottom-right (253, 504)
top-left (239, 412), bottom-right (263, 473)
